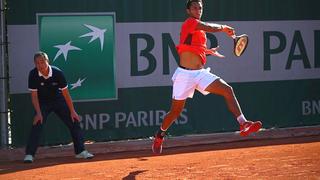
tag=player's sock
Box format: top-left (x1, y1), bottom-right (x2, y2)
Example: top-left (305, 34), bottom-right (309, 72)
top-left (156, 127), bottom-right (166, 138)
top-left (237, 114), bottom-right (248, 125)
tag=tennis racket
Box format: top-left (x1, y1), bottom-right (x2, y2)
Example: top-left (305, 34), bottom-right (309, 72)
top-left (231, 34), bottom-right (249, 57)
top-left (224, 27), bottom-right (249, 57)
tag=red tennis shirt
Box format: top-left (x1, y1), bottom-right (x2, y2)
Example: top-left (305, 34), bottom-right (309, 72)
top-left (176, 17), bottom-right (216, 65)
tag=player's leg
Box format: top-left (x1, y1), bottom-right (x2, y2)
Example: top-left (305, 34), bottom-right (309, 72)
top-left (205, 78), bottom-right (242, 117)
top-left (152, 67), bottom-right (195, 154)
top-left (152, 99), bottom-right (186, 154)
top-left (160, 67), bottom-right (195, 132)
top-left (24, 104), bottom-right (51, 163)
top-left (160, 99), bottom-right (186, 132)
top-left (204, 78), bottom-right (262, 136)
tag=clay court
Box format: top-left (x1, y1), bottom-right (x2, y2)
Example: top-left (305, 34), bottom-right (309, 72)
top-left (1, 135), bottom-right (319, 179)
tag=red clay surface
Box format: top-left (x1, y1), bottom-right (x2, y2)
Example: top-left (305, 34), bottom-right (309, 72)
top-left (1, 136), bottom-right (320, 179)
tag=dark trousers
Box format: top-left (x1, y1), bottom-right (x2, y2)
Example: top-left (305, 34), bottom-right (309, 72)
top-left (25, 99), bottom-right (85, 156)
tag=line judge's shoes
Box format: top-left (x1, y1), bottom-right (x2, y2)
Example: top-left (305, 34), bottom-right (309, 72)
top-left (23, 154), bottom-right (34, 163)
top-left (75, 150), bottom-right (94, 159)
top-left (23, 150), bottom-right (94, 163)
top-left (152, 134), bottom-right (164, 154)
top-left (240, 120), bottom-right (262, 136)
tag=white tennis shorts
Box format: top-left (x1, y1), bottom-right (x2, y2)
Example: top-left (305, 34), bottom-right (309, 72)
top-left (172, 67), bottom-right (220, 100)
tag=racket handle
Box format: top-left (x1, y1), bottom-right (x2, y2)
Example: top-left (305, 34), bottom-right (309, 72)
top-left (222, 25), bottom-right (236, 38)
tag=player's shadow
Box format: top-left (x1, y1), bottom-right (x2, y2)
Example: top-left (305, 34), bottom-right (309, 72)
top-left (122, 170), bottom-right (147, 180)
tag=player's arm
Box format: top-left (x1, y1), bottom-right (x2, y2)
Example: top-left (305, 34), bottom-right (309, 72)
top-left (61, 87), bottom-right (80, 122)
top-left (196, 21), bottom-right (235, 36)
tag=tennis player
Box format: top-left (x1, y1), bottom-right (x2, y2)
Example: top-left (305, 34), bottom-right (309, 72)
top-left (152, 0), bottom-right (262, 154)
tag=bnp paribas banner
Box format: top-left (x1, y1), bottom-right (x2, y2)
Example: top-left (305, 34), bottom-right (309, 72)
top-left (37, 13), bottom-right (116, 101)
top-left (9, 20), bottom-right (320, 94)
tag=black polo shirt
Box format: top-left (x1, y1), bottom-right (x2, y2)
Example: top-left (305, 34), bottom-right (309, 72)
top-left (28, 66), bottom-right (68, 103)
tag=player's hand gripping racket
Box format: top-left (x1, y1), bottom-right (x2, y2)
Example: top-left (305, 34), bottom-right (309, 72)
top-left (223, 26), bottom-right (249, 57)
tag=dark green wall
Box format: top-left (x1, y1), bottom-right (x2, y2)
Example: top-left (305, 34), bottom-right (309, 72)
top-left (7, 0), bottom-right (320, 25)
